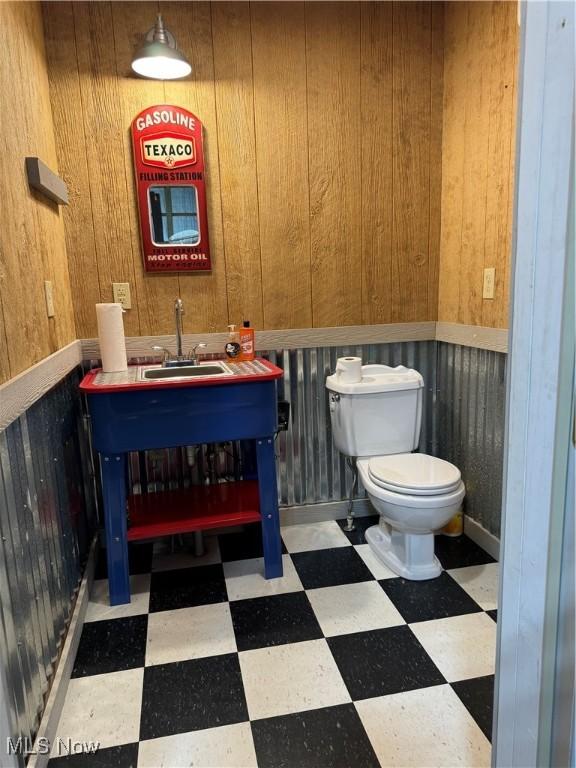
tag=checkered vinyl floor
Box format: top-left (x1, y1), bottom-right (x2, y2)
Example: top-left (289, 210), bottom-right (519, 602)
top-left (49, 518), bottom-right (498, 767)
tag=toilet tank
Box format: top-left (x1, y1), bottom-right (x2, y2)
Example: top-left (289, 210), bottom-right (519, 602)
top-left (326, 364), bottom-right (424, 457)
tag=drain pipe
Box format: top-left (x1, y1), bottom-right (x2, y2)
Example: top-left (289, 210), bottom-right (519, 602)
top-left (344, 456), bottom-right (358, 532)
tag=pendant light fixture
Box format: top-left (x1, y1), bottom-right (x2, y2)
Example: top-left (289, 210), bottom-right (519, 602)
top-left (131, 14), bottom-right (191, 80)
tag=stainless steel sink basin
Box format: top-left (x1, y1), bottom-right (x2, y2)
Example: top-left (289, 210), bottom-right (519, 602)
top-left (138, 362), bottom-right (233, 382)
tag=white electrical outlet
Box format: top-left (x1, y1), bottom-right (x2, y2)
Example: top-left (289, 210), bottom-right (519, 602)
top-left (44, 280), bottom-right (55, 317)
top-left (112, 282), bottom-right (131, 309)
top-left (483, 268), bottom-right (495, 299)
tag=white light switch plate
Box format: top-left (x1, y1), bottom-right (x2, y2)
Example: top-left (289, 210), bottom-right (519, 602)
top-left (483, 268), bottom-right (495, 299)
top-left (44, 280), bottom-right (55, 317)
top-left (112, 282), bottom-right (131, 309)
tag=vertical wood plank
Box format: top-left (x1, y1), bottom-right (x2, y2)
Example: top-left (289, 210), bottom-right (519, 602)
top-left (482, 0), bottom-right (518, 328)
top-left (111, 2), bottom-right (180, 336)
top-left (392, 1), bottom-right (432, 323)
top-left (360, 2), bottom-right (393, 325)
top-left (43, 1), bottom-right (101, 339)
top-left (73, 1), bottom-right (141, 335)
top-left (212, 2), bottom-right (263, 329)
top-left (458, 0), bottom-right (493, 326)
top-left (0, 2), bottom-right (74, 378)
top-left (306, 2), bottom-right (362, 328)
top-left (251, 2), bottom-right (312, 329)
top-left (427, 1), bottom-right (444, 322)
top-left (161, 1), bottom-right (229, 334)
top-left (438, 1), bottom-right (468, 324)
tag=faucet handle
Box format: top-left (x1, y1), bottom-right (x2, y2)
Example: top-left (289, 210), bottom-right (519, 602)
top-left (152, 345), bottom-right (172, 361)
top-left (190, 342), bottom-right (207, 361)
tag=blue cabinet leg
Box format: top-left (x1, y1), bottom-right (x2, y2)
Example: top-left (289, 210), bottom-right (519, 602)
top-left (256, 437), bottom-right (283, 579)
top-left (101, 453), bottom-right (130, 605)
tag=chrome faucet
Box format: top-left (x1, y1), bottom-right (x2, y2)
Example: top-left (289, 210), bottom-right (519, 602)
top-left (175, 298), bottom-right (184, 358)
top-left (152, 298), bottom-right (207, 367)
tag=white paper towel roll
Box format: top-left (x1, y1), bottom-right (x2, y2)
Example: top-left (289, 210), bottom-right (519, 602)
top-left (335, 356), bottom-right (362, 384)
top-left (96, 303), bottom-right (128, 372)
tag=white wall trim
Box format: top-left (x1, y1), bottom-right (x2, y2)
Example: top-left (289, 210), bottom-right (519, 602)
top-left (0, 320), bottom-right (510, 432)
top-left (435, 322), bottom-right (509, 353)
top-left (0, 340), bottom-right (82, 431)
top-left (27, 539), bottom-right (97, 768)
top-left (463, 515), bottom-right (500, 561)
top-left (280, 498), bottom-right (374, 526)
top-left (81, 321), bottom-right (437, 359)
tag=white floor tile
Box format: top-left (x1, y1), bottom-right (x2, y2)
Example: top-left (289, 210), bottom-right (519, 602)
top-left (410, 613), bottom-right (497, 682)
top-left (307, 581), bottom-right (405, 636)
top-left (448, 563), bottom-right (499, 610)
top-left (138, 722), bottom-right (257, 768)
top-left (152, 536), bottom-right (221, 572)
top-left (239, 639), bottom-right (350, 720)
top-left (146, 602), bottom-right (236, 666)
top-left (281, 521), bottom-right (351, 553)
top-left (52, 669), bottom-right (143, 755)
top-left (224, 554), bottom-right (303, 601)
top-left (85, 575), bottom-right (150, 622)
top-left (356, 684), bottom-right (491, 767)
top-left (354, 543), bottom-right (399, 580)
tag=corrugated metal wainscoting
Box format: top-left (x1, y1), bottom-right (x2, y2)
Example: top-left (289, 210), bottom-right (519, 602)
top-left (436, 342), bottom-right (507, 537)
top-left (0, 368), bottom-right (97, 760)
top-left (124, 342), bottom-right (437, 507)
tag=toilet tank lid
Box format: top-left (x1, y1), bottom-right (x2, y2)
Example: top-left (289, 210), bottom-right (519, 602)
top-left (326, 364), bottom-right (424, 395)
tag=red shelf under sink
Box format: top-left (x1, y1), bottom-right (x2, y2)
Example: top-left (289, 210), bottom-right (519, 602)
top-left (126, 481), bottom-right (261, 541)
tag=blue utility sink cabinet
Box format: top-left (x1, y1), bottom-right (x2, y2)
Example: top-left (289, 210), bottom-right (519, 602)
top-left (81, 361), bottom-right (284, 605)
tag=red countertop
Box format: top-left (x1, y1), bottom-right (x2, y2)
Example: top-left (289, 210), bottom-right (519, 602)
top-left (80, 357), bottom-right (283, 394)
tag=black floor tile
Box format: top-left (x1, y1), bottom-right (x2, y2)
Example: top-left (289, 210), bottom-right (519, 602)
top-left (218, 524), bottom-right (287, 562)
top-left (487, 609), bottom-right (498, 622)
top-left (230, 592), bottom-right (323, 651)
top-left (434, 534), bottom-right (496, 570)
top-left (336, 515), bottom-right (380, 545)
top-left (291, 547), bottom-right (374, 590)
top-left (140, 654), bottom-right (248, 740)
top-left (252, 703), bottom-right (380, 768)
top-left (380, 572), bottom-right (482, 623)
top-left (452, 675), bottom-right (495, 741)
top-left (48, 743), bottom-right (138, 768)
top-left (149, 563), bottom-right (228, 613)
top-left (94, 541), bottom-right (154, 580)
top-left (71, 615), bottom-right (147, 678)
top-left (327, 625), bottom-right (445, 700)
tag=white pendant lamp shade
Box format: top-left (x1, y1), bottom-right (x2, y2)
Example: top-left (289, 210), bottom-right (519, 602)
top-left (131, 14), bottom-right (191, 80)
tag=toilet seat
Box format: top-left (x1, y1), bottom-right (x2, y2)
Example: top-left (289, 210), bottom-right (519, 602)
top-left (367, 453), bottom-right (461, 496)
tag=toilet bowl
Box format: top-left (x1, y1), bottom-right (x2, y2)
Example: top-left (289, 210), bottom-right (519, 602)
top-left (326, 362), bottom-right (465, 581)
top-left (357, 453), bottom-right (465, 580)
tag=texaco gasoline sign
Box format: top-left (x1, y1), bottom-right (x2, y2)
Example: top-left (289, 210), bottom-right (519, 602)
top-left (131, 105), bottom-right (211, 273)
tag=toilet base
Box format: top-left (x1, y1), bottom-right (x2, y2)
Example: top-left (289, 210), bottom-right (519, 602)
top-left (365, 523), bottom-right (442, 580)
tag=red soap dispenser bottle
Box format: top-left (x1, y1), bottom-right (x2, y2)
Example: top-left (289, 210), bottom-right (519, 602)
top-left (239, 320), bottom-right (255, 362)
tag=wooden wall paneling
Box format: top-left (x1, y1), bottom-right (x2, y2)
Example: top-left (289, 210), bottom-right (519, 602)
top-left (438, 1), bottom-right (468, 324)
top-left (0, 299), bottom-right (10, 384)
top-left (306, 2), bottom-right (362, 328)
top-left (43, 1), bottom-right (101, 339)
top-left (212, 2), bottom-right (264, 329)
top-left (458, 1), bottom-right (493, 326)
top-left (160, 1), bottom-right (229, 334)
top-left (27, 3), bottom-right (76, 352)
top-left (360, 2), bottom-right (393, 325)
top-left (0, 2), bottom-right (65, 377)
top-left (111, 2), bottom-right (180, 337)
top-left (392, 1), bottom-right (432, 323)
top-left (251, 2), bottom-right (312, 329)
top-left (427, 2), bottom-right (444, 322)
top-left (72, 1), bottom-right (141, 336)
top-left (482, 0), bottom-right (518, 329)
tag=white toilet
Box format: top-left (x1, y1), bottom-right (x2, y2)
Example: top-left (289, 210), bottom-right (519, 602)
top-left (326, 363), bottom-right (465, 580)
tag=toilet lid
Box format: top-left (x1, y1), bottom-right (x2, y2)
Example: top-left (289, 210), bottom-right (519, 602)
top-left (368, 454), bottom-right (461, 496)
